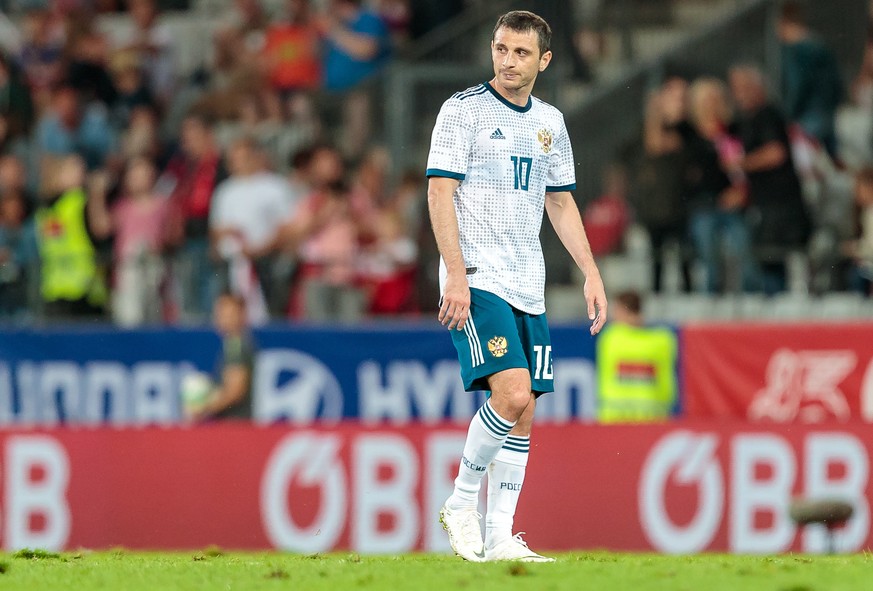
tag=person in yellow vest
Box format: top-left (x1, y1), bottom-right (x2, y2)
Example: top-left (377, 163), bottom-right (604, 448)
top-left (34, 155), bottom-right (108, 318)
top-left (596, 290), bottom-right (677, 423)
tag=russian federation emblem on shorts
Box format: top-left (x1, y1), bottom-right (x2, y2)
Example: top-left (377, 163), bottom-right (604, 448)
top-left (488, 336), bottom-right (508, 358)
top-left (537, 128), bottom-right (553, 153)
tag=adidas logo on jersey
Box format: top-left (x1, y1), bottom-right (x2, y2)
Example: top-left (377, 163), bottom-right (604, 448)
top-left (490, 128), bottom-right (506, 140)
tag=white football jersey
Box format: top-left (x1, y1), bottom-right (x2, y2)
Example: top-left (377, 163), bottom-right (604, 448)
top-left (426, 82), bottom-right (577, 314)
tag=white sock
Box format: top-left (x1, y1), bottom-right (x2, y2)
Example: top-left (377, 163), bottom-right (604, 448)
top-left (485, 435), bottom-right (529, 548)
top-left (447, 400), bottom-right (516, 510)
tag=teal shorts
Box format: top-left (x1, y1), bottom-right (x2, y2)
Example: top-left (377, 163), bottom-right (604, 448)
top-left (450, 288), bottom-right (554, 394)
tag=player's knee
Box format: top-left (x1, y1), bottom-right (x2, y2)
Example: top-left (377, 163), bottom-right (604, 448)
top-left (493, 389), bottom-right (533, 420)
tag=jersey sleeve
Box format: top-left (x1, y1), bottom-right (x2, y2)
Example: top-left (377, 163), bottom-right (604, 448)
top-left (425, 97), bottom-right (473, 180)
top-left (545, 116), bottom-right (577, 193)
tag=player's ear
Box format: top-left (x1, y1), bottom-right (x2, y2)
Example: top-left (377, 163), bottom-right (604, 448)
top-left (539, 50), bottom-right (552, 72)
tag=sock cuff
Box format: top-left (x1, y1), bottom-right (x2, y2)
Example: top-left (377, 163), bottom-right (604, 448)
top-left (502, 435), bottom-right (530, 453)
top-left (495, 445), bottom-right (529, 467)
top-left (476, 400), bottom-right (515, 439)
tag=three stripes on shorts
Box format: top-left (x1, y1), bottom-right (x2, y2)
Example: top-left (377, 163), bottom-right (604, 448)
top-left (463, 314), bottom-right (485, 368)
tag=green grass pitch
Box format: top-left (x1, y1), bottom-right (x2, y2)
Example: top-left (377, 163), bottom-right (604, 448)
top-left (1, 549), bottom-right (871, 591)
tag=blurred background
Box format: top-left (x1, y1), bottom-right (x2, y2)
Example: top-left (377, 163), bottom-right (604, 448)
top-left (1, 0), bottom-right (873, 557)
top-left (0, 0), bottom-right (871, 326)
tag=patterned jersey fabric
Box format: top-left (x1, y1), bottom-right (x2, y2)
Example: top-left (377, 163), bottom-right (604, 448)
top-left (426, 82), bottom-right (576, 314)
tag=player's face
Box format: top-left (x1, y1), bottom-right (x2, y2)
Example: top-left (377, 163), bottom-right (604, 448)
top-left (491, 27), bottom-right (551, 95)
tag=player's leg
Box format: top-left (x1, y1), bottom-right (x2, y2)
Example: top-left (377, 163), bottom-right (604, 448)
top-left (484, 398), bottom-right (553, 562)
top-left (446, 367), bottom-right (531, 510)
top-left (485, 310), bottom-right (555, 562)
top-left (486, 397), bottom-right (533, 546)
top-left (441, 289), bottom-right (530, 561)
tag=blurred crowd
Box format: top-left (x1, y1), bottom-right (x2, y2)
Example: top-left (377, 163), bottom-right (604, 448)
top-left (2, 0), bottom-right (873, 329)
top-left (585, 1), bottom-right (873, 298)
top-left (0, 0), bottom-right (441, 325)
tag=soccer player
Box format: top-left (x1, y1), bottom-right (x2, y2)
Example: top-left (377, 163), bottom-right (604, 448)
top-left (426, 10), bottom-right (607, 562)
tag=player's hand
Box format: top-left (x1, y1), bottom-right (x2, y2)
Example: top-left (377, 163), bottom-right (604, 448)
top-left (584, 271), bottom-right (608, 336)
top-left (439, 273), bottom-right (470, 331)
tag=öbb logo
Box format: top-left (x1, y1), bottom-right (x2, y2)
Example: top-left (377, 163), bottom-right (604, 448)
top-left (638, 430), bottom-right (870, 553)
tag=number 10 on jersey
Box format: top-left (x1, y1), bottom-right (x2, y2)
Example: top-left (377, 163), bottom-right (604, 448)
top-left (511, 156), bottom-right (533, 191)
top-left (533, 345), bottom-right (552, 380)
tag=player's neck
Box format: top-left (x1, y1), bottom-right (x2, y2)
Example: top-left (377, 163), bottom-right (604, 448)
top-left (489, 77), bottom-right (533, 107)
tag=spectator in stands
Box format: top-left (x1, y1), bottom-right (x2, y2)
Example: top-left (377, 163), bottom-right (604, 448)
top-left (16, 7), bottom-right (65, 109)
top-left (0, 155), bottom-right (36, 312)
top-left (35, 83), bottom-right (116, 173)
top-left (376, 0), bottom-right (411, 50)
top-left (0, 154), bottom-right (32, 207)
top-left (357, 198), bottom-right (418, 315)
top-left (0, 189), bottom-right (33, 319)
top-left (391, 168), bottom-right (425, 237)
top-left (119, 104), bottom-right (163, 162)
top-left (777, 0), bottom-right (844, 158)
top-left (198, 4), bottom-right (272, 127)
top-left (186, 292), bottom-right (256, 421)
top-left (291, 178), bottom-right (364, 321)
top-left (729, 64), bottom-right (810, 294)
top-left (88, 157), bottom-right (168, 326)
top-left (679, 78), bottom-right (760, 293)
top-left (209, 136), bottom-right (297, 324)
top-left (286, 145), bottom-right (317, 204)
top-left (637, 75), bottom-right (690, 292)
top-left (34, 154), bottom-right (108, 319)
top-left (161, 112), bottom-right (225, 321)
top-left (281, 145), bottom-right (364, 321)
top-left (319, 0), bottom-right (392, 93)
top-left (261, 0), bottom-right (321, 98)
top-left (596, 290), bottom-right (677, 423)
top-left (108, 50), bottom-right (157, 130)
top-left (118, 0), bottom-right (175, 106)
top-left (317, 0), bottom-right (392, 159)
top-left (844, 166), bottom-right (873, 296)
top-left (583, 162), bottom-right (631, 258)
top-left (218, 0), bottom-right (268, 55)
top-left (352, 147), bottom-right (417, 314)
top-left (348, 145), bottom-right (387, 224)
top-left (65, 16), bottom-right (117, 109)
top-left (0, 52), bottom-right (35, 149)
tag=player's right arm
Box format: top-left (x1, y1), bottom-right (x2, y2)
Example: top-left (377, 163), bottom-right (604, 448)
top-left (426, 95), bottom-right (475, 332)
top-left (428, 176), bottom-right (469, 331)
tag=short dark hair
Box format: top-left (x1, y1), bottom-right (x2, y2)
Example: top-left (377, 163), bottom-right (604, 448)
top-left (492, 10), bottom-right (551, 56)
top-left (780, 0), bottom-right (806, 26)
top-left (616, 290), bottom-right (642, 315)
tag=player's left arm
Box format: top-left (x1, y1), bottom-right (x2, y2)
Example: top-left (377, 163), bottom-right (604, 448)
top-left (545, 190), bottom-right (607, 335)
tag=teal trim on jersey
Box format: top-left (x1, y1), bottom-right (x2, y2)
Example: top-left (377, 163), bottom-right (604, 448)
top-left (426, 168), bottom-right (465, 180)
top-left (484, 81), bottom-right (532, 113)
top-left (545, 183), bottom-right (577, 192)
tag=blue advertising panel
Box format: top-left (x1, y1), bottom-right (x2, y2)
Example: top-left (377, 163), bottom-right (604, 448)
top-left (0, 323), bottom-right (598, 426)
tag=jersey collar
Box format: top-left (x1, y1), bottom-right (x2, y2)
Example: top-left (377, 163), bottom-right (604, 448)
top-left (484, 81), bottom-right (532, 113)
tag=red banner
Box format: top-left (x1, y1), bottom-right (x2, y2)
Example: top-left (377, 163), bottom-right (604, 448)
top-left (683, 323), bottom-right (873, 422)
top-left (0, 422), bottom-right (871, 554)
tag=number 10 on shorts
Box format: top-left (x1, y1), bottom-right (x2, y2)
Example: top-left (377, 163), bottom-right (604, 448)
top-left (533, 345), bottom-right (553, 380)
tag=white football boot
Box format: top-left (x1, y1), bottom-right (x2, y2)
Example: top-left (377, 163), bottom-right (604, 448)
top-left (485, 532), bottom-right (555, 563)
top-left (439, 504), bottom-right (486, 562)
